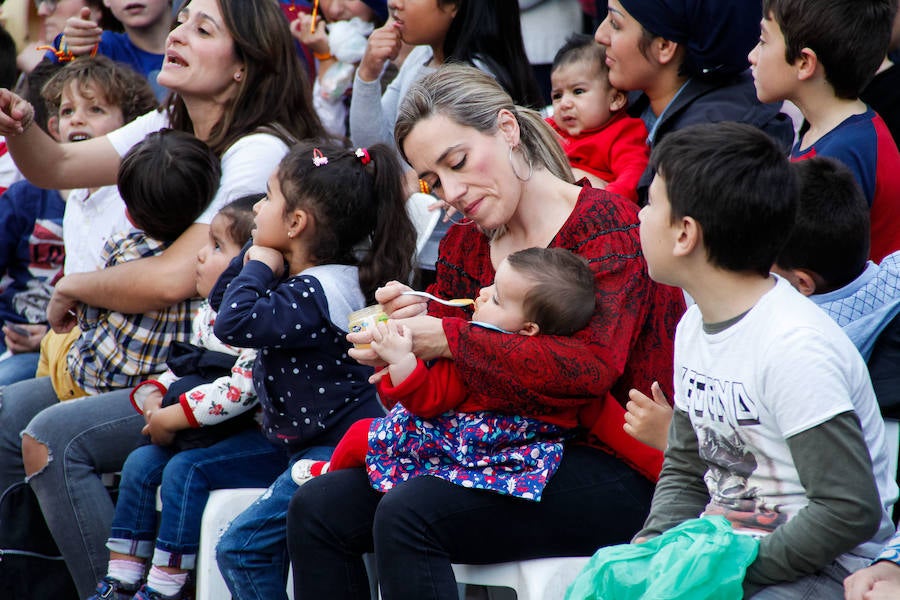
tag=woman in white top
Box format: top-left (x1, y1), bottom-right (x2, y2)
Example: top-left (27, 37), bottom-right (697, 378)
top-left (0, 0), bottom-right (325, 595)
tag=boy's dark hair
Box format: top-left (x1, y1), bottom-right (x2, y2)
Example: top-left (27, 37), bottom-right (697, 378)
top-left (218, 194), bottom-right (261, 248)
top-left (0, 25), bottom-right (16, 90)
top-left (118, 129), bottom-right (221, 242)
top-left (506, 247), bottom-right (596, 336)
top-left (650, 122), bottom-right (798, 277)
top-left (41, 56), bottom-right (158, 125)
top-left (17, 61), bottom-right (63, 135)
top-left (551, 33), bottom-right (608, 78)
top-left (776, 158), bottom-right (870, 291)
top-left (762, 0), bottom-right (895, 99)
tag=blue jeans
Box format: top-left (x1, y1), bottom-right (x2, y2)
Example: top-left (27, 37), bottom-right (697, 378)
top-left (0, 351), bottom-right (39, 386)
top-left (217, 445), bottom-right (333, 600)
top-left (288, 445), bottom-right (655, 600)
top-left (108, 429), bottom-right (288, 570)
top-left (4, 378), bottom-right (147, 597)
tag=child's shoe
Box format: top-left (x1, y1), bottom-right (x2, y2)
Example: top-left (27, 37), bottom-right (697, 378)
top-left (132, 583), bottom-right (183, 600)
top-left (291, 458), bottom-right (325, 485)
top-left (86, 576), bottom-right (140, 600)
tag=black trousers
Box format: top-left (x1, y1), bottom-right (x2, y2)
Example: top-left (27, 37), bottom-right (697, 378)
top-left (287, 445), bottom-right (655, 600)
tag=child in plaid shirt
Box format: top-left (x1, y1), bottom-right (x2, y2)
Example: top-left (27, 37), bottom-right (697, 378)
top-left (86, 196), bottom-right (263, 600)
top-left (38, 129), bottom-right (221, 399)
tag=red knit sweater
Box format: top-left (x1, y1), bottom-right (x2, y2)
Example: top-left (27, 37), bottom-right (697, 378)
top-left (426, 186), bottom-right (685, 481)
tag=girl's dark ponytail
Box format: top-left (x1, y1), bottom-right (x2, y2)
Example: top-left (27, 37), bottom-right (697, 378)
top-left (358, 144), bottom-right (416, 302)
top-left (276, 141), bottom-right (416, 303)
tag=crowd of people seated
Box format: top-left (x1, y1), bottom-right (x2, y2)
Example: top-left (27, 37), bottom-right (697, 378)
top-left (0, 0), bottom-right (898, 599)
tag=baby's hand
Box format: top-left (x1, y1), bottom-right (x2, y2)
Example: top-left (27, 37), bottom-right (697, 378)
top-left (844, 561), bottom-right (900, 600)
top-left (370, 320), bottom-right (413, 364)
top-left (624, 381), bottom-right (673, 451)
top-left (570, 167), bottom-right (608, 189)
top-left (61, 7), bottom-right (102, 55)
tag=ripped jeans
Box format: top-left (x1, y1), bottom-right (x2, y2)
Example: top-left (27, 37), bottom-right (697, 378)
top-left (0, 377), bottom-right (146, 597)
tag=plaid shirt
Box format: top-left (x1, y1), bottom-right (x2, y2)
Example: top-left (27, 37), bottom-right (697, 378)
top-left (67, 231), bottom-right (199, 394)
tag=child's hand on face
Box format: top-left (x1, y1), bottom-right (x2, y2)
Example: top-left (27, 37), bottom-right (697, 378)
top-left (244, 245), bottom-right (285, 277)
top-left (62, 7), bottom-right (103, 56)
top-left (356, 19), bottom-right (402, 82)
top-left (624, 381), bottom-right (673, 451)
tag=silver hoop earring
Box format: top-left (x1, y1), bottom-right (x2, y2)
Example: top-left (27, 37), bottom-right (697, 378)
top-left (508, 145), bottom-right (533, 182)
top-left (447, 213), bottom-right (475, 226)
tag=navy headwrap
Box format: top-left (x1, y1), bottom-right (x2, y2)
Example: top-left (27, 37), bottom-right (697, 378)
top-left (618, 0), bottom-right (762, 78)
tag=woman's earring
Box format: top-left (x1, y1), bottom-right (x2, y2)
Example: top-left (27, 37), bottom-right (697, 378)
top-left (234, 71), bottom-right (243, 82)
top-left (508, 145), bottom-right (533, 182)
top-left (287, 231), bottom-right (294, 239)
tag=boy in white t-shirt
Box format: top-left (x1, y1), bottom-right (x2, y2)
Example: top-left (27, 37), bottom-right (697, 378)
top-left (635, 122), bottom-right (898, 599)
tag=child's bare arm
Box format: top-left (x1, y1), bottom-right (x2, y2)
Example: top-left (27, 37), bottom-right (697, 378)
top-left (625, 381), bottom-right (673, 451)
top-left (142, 404), bottom-right (190, 446)
top-left (139, 388), bottom-right (164, 426)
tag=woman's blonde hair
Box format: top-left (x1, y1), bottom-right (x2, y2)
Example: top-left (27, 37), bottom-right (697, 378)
top-left (395, 64), bottom-right (573, 183)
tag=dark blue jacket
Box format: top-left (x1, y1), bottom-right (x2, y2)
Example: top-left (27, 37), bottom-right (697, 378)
top-left (629, 70), bottom-right (795, 202)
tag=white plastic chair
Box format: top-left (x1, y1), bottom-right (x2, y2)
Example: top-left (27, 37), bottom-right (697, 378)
top-left (193, 488), bottom-right (589, 600)
top-left (194, 488), bottom-right (270, 600)
top-left (451, 557), bottom-right (590, 600)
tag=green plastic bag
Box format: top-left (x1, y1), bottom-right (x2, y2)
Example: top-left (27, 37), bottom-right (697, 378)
top-left (565, 516), bottom-right (759, 600)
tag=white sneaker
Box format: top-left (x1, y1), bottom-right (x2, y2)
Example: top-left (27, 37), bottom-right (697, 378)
top-left (291, 458), bottom-right (319, 485)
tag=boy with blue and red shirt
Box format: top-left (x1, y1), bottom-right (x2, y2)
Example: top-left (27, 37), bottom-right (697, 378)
top-left (749, 0), bottom-right (900, 263)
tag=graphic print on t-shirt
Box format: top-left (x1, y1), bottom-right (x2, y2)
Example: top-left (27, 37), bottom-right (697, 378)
top-left (682, 367), bottom-right (788, 533)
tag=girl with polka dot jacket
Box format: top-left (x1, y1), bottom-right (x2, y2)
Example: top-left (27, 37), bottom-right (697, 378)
top-left (207, 141), bottom-right (416, 595)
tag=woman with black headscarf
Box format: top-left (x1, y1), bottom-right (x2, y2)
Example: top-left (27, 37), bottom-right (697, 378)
top-left (595, 0), bottom-right (795, 201)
